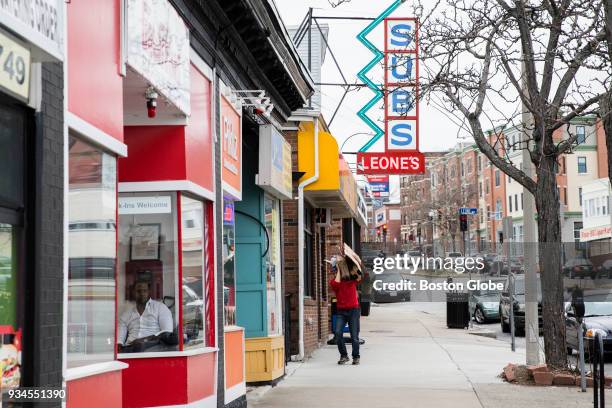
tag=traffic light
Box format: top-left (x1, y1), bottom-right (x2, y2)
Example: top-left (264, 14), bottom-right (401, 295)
top-left (459, 214), bottom-right (468, 232)
top-left (498, 231), bottom-right (504, 244)
top-left (417, 224), bottom-right (422, 236)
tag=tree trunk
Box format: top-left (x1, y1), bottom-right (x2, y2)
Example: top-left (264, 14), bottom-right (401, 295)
top-left (601, 92), bottom-right (612, 187)
top-left (535, 154), bottom-right (567, 369)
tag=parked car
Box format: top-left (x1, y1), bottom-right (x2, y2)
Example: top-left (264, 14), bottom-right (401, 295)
top-left (595, 260), bottom-right (612, 279)
top-left (469, 280), bottom-right (505, 323)
top-left (563, 258), bottom-right (596, 279)
top-left (488, 256), bottom-right (524, 276)
top-left (565, 292), bottom-right (612, 356)
top-left (499, 274), bottom-right (542, 334)
top-left (362, 248), bottom-right (385, 270)
top-left (372, 272), bottom-right (411, 303)
top-left (480, 253), bottom-right (497, 275)
top-left (407, 250), bottom-right (423, 257)
top-left (446, 252), bottom-right (462, 258)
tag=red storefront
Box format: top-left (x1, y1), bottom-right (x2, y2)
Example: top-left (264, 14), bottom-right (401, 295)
top-left (65, 0), bottom-right (218, 406)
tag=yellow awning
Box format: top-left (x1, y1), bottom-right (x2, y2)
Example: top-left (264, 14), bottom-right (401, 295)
top-left (297, 121), bottom-right (366, 225)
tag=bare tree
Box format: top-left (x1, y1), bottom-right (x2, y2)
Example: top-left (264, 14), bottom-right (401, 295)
top-left (416, 0), bottom-right (609, 368)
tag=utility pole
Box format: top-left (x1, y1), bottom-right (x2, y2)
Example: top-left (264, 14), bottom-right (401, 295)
top-left (521, 41), bottom-right (540, 365)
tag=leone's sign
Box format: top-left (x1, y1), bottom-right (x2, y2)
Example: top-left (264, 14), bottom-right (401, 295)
top-left (357, 151), bottom-right (424, 175)
top-left (355, 8), bottom-right (424, 175)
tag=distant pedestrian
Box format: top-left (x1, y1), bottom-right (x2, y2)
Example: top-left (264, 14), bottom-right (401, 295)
top-left (329, 245), bottom-right (363, 365)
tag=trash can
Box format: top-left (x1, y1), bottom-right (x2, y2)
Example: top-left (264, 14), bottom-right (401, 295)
top-left (446, 292), bottom-right (470, 329)
top-left (360, 300), bottom-right (371, 317)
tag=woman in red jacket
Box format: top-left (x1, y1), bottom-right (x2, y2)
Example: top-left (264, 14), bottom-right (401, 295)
top-left (329, 255), bottom-right (362, 365)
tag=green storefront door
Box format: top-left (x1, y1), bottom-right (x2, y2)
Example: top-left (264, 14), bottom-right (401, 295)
top-left (234, 144), bottom-right (268, 338)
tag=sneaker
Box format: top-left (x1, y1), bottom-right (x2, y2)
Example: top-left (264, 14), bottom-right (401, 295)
top-left (338, 356), bottom-right (349, 365)
top-left (352, 357), bottom-right (360, 365)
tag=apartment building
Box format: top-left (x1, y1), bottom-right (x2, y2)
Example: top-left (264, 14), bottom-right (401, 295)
top-left (400, 117), bottom-right (609, 258)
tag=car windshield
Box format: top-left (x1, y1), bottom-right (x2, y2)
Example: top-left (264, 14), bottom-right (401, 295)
top-left (584, 302), bottom-right (612, 317)
top-left (567, 258), bottom-right (592, 267)
top-left (377, 273), bottom-right (404, 282)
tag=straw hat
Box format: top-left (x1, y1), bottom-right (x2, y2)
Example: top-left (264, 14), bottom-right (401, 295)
top-left (343, 243), bottom-right (362, 272)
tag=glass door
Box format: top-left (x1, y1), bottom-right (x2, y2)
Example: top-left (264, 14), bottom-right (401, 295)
top-left (0, 222), bottom-right (22, 390)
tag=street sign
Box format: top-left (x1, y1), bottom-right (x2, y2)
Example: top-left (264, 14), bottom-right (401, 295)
top-left (459, 208), bottom-right (478, 215)
top-left (357, 151), bottom-right (425, 175)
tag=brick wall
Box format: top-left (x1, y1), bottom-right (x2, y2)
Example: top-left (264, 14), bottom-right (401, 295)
top-left (30, 62), bottom-right (64, 401)
top-left (282, 128), bottom-right (332, 358)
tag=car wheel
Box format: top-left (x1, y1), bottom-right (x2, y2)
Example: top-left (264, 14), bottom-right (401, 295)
top-left (474, 307), bottom-right (486, 324)
top-left (501, 311), bottom-right (510, 333)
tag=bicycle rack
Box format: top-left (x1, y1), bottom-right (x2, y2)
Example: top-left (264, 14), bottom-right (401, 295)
top-left (594, 333), bottom-right (605, 408)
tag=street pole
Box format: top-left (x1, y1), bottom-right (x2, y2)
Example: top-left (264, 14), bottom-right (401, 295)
top-left (521, 50), bottom-right (540, 366)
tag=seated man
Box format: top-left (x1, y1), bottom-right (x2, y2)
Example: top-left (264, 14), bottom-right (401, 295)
top-left (118, 279), bottom-right (174, 352)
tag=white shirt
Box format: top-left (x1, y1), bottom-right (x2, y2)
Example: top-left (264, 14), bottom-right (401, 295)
top-left (118, 299), bottom-right (174, 345)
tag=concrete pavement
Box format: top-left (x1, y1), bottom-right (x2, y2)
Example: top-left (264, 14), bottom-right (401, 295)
top-left (248, 301), bottom-right (610, 408)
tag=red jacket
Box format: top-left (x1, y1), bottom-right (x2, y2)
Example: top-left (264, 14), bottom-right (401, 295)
top-left (329, 278), bottom-right (359, 310)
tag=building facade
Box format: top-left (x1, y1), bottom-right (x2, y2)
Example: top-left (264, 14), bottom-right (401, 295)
top-left (400, 118), bottom-right (610, 260)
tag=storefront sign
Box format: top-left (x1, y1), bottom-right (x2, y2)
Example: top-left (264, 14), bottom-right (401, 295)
top-left (384, 18), bottom-right (419, 152)
top-left (0, 0), bottom-right (63, 61)
top-left (221, 94), bottom-right (242, 200)
top-left (257, 125), bottom-right (292, 200)
top-left (366, 175), bottom-right (389, 198)
top-left (0, 28), bottom-right (29, 100)
top-left (375, 208), bottom-right (386, 227)
top-left (127, 0), bottom-right (190, 115)
top-left (357, 151), bottom-right (424, 175)
top-left (339, 157), bottom-right (359, 216)
top-left (118, 196), bottom-right (172, 214)
top-left (223, 201), bottom-right (235, 225)
top-left (580, 225), bottom-right (612, 242)
top-left (355, 6), bottom-right (425, 174)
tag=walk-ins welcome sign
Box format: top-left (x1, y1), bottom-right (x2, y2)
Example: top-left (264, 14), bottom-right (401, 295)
top-left (355, 1), bottom-right (424, 175)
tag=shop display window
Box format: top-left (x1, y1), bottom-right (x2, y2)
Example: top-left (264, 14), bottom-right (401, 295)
top-left (264, 196), bottom-right (282, 335)
top-left (67, 136), bottom-right (117, 368)
top-left (181, 195), bottom-right (206, 349)
top-left (0, 224), bottom-right (22, 389)
top-left (118, 192), bottom-right (211, 352)
top-left (223, 199), bottom-right (236, 326)
top-left (118, 192), bottom-right (179, 353)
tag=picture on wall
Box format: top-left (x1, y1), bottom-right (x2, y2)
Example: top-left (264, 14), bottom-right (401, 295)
top-left (130, 223), bottom-right (161, 260)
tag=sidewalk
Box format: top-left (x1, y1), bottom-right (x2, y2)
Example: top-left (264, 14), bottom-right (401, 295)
top-left (248, 303), bottom-right (609, 408)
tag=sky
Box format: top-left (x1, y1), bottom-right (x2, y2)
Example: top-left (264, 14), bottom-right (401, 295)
top-left (274, 0), bottom-right (471, 200)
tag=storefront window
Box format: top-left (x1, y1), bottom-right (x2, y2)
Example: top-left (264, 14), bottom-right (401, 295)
top-left (181, 195), bottom-right (206, 348)
top-left (118, 192), bottom-right (178, 352)
top-left (68, 136), bottom-right (117, 368)
top-left (264, 196), bottom-right (282, 335)
top-left (0, 224), bottom-right (21, 389)
top-left (223, 200), bottom-right (236, 326)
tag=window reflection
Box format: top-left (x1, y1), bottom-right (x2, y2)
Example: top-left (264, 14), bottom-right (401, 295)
top-left (68, 136), bottom-right (117, 368)
top-left (181, 195), bottom-right (205, 348)
top-left (0, 224), bottom-right (21, 389)
top-left (223, 200), bottom-right (236, 326)
top-left (118, 192), bottom-right (179, 352)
